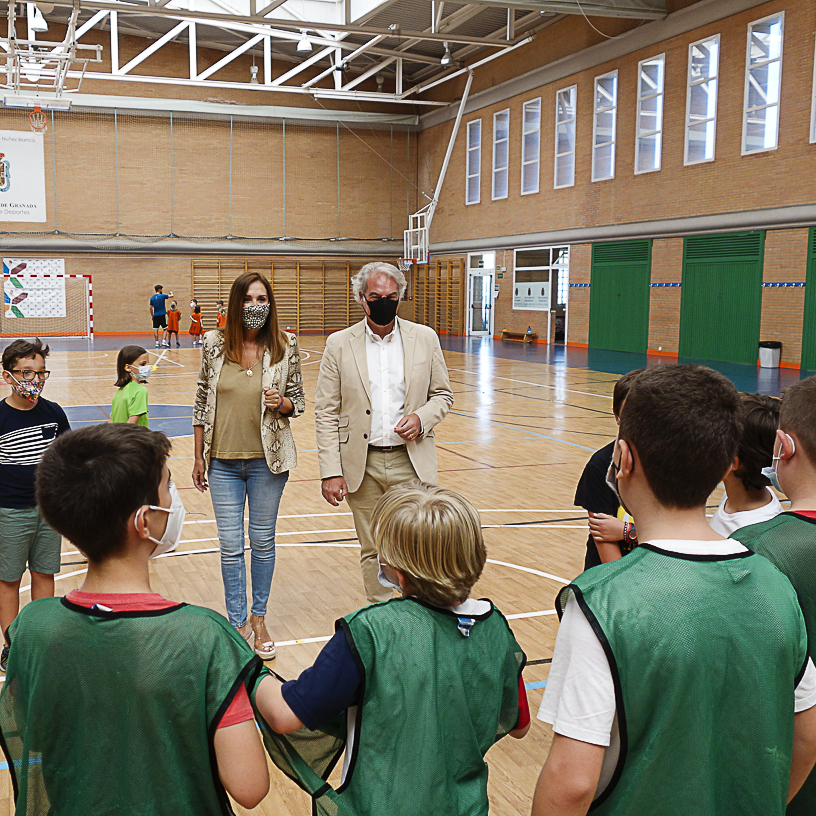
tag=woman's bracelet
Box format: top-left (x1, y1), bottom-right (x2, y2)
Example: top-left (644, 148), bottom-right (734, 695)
top-left (278, 394), bottom-right (285, 412)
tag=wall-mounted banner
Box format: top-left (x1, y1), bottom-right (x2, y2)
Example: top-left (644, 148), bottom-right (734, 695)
top-left (3, 259), bottom-right (66, 318)
top-left (0, 131), bottom-right (47, 223)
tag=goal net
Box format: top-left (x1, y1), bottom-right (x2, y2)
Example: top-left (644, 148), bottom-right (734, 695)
top-left (2, 260), bottom-right (91, 338)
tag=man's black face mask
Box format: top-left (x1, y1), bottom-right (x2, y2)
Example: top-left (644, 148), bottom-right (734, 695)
top-left (365, 297), bottom-right (399, 326)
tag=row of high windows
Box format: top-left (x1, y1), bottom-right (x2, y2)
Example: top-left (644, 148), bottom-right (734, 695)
top-left (465, 11), bottom-right (788, 204)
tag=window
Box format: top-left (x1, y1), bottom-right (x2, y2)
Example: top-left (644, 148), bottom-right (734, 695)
top-left (743, 12), bottom-right (784, 154)
top-left (521, 98), bottom-right (541, 195)
top-left (592, 71), bottom-right (617, 181)
top-left (635, 54), bottom-right (664, 174)
top-left (685, 35), bottom-right (720, 164)
top-left (466, 119), bottom-right (481, 205)
top-left (513, 246), bottom-right (569, 311)
top-left (811, 31), bottom-right (816, 143)
top-left (554, 85), bottom-right (576, 189)
top-left (492, 109), bottom-right (509, 200)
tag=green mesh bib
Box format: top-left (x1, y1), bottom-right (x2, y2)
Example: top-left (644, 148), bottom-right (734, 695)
top-left (255, 597), bottom-right (525, 816)
top-left (565, 545), bottom-right (807, 815)
top-left (0, 598), bottom-right (261, 816)
top-left (732, 513), bottom-right (816, 815)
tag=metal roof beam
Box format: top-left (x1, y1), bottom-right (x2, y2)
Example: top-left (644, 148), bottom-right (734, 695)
top-left (458, 0), bottom-right (665, 20)
top-left (36, 0), bottom-right (520, 46)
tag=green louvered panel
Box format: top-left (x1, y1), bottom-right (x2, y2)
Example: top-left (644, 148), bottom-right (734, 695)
top-left (802, 227), bottom-right (816, 371)
top-left (684, 231), bottom-right (765, 262)
top-left (679, 232), bottom-right (764, 365)
top-left (589, 240), bottom-right (651, 353)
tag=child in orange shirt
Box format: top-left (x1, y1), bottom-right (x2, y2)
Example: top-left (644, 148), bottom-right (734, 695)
top-left (189, 306), bottom-right (204, 347)
top-left (166, 302), bottom-right (181, 348)
top-left (215, 300), bottom-right (226, 329)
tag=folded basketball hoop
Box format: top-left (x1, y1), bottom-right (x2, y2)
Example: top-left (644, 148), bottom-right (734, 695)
top-left (29, 107), bottom-right (47, 134)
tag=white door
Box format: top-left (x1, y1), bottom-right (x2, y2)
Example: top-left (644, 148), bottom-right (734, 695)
top-left (467, 272), bottom-right (494, 336)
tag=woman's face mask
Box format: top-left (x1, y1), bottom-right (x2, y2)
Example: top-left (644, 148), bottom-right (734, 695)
top-left (243, 303), bottom-right (270, 329)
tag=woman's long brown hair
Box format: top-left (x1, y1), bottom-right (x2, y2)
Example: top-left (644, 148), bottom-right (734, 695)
top-left (221, 271), bottom-right (286, 365)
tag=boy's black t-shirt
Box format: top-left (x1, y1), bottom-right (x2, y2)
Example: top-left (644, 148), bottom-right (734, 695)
top-left (0, 396), bottom-right (70, 508)
top-left (574, 440), bottom-right (619, 570)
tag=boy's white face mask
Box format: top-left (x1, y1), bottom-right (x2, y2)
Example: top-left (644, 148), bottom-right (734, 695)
top-left (136, 481), bottom-right (186, 559)
top-left (761, 434), bottom-right (795, 493)
top-left (377, 558), bottom-right (401, 591)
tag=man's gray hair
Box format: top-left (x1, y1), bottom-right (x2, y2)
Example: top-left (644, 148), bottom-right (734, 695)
top-left (351, 262), bottom-right (407, 302)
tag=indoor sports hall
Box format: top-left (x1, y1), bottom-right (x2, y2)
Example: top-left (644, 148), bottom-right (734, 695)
top-left (1, 0), bottom-right (815, 813)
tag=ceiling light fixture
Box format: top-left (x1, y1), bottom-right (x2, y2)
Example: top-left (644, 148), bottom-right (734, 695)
top-left (440, 42), bottom-right (451, 66)
top-left (27, 4), bottom-right (49, 33)
top-left (296, 30), bottom-right (312, 53)
top-left (250, 64), bottom-right (258, 84)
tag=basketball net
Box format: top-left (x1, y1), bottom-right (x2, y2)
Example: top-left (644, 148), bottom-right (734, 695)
top-left (398, 258), bottom-right (416, 273)
top-left (29, 107), bottom-right (47, 134)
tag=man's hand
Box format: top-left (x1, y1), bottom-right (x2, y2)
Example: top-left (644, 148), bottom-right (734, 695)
top-left (588, 512), bottom-right (625, 544)
top-left (394, 413), bottom-right (422, 442)
top-left (322, 476), bottom-right (348, 506)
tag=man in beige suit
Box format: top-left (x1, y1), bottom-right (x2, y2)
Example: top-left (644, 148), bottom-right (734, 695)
top-left (315, 261), bottom-right (454, 603)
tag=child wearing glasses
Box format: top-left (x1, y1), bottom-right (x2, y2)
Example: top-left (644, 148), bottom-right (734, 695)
top-left (0, 338), bottom-right (70, 672)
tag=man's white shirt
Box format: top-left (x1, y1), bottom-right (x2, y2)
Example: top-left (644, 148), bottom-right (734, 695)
top-left (364, 320), bottom-right (405, 447)
top-left (537, 539), bottom-right (816, 799)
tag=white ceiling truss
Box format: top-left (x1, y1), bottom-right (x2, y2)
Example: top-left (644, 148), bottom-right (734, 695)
top-left (0, 0), bottom-right (667, 106)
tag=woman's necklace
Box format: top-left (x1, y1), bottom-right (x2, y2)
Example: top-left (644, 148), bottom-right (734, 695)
top-left (241, 343), bottom-right (262, 376)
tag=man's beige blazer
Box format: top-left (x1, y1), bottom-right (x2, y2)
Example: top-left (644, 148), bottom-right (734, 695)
top-left (315, 317), bottom-right (454, 493)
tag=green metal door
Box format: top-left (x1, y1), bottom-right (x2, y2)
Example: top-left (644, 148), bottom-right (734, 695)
top-left (802, 228), bottom-right (816, 372)
top-left (679, 232), bottom-right (764, 365)
top-left (589, 240), bottom-right (651, 353)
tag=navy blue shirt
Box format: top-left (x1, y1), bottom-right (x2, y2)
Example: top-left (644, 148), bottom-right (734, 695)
top-left (281, 630), bottom-right (361, 730)
top-left (149, 293), bottom-right (169, 316)
top-left (0, 396), bottom-right (70, 508)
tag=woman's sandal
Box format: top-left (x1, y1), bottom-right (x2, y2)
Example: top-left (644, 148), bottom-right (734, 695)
top-left (250, 616), bottom-right (276, 660)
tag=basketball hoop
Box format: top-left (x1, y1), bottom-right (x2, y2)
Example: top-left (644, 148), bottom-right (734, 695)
top-left (398, 258), bottom-right (417, 273)
top-left (29, 107), bottom-right (47, 134)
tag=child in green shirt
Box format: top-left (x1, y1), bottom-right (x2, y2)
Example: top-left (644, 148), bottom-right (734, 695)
top-left (111, 345), bottom-right (150, 427)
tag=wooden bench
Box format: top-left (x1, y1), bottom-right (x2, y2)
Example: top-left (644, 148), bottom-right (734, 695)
top-left (501, 329), bottom-right (538, 343)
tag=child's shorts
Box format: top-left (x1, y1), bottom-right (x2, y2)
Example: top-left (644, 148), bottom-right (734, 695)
top-left (0, 507), bottom-right (61, 582)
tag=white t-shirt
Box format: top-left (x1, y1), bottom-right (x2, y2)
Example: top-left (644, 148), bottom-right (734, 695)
top-left (537, 539), bottom-right (816, 799)
top-left (364, 320), bottom-right (405, 447)
top-left (709, 488), bottom-right (783, 536)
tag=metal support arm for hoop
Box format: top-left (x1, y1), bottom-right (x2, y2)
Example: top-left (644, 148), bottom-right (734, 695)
top-left (403, 68), bottom-right (474, 269)
top-left (2, 4), bottom-right (102, 98)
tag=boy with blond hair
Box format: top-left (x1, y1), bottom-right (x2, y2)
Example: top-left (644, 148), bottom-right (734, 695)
top-left (253, 481), bottom-right (529, 816)
top-left (532, 365), bottom-right (816, 816)
top-left (732, 374), bottom-right (816, 815)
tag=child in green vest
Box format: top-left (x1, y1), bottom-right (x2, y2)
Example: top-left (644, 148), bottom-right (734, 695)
top-left (731, 374), bottom-right (816, 815)
top-left (0, 423), bottom-right (270, 815)
top-left (532, 365), bottom-right (816, 816)
top-left (252, 482), bottom-right (529, 816)
top-left (110, 345), bottom-right (150, 426)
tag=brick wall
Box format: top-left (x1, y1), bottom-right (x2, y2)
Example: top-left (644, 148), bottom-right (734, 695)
top-left (761, 228), bottom-right (809, 365)
top-left (648, 238), bottom-right (684, 355)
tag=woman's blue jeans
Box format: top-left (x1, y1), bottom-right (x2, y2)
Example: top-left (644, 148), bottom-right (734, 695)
top-left (208, 458), bottom-right (289, 629)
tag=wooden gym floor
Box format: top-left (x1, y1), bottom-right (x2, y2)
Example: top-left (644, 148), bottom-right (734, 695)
top-left (0, 331), bottom-right (789, 815)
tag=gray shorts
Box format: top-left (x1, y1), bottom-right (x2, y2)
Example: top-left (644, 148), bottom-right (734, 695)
top-left (0, 507), bottom-right (61, 582)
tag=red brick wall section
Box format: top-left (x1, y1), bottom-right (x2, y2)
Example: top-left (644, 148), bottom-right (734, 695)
top-left (648, 238), bottom-right (684, 356)
top-left (761, 228), bottom-right (809, 366)
top-left (567, 244), bottom-right (591, 346)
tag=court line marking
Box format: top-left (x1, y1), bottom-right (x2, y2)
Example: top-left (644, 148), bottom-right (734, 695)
top-left (28, 551), bottom-right (569, 655)
top-left (449, 368), bottom-right (613, 401)
top-left (149, 349), bottom-right (185, 368)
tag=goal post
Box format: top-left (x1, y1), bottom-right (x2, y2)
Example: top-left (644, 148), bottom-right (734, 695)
top-left (1, 268), bottom-right (92, 338)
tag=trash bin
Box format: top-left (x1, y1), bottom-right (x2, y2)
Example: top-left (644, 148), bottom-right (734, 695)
top-left (759, 340), bottom-right (782, 368)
